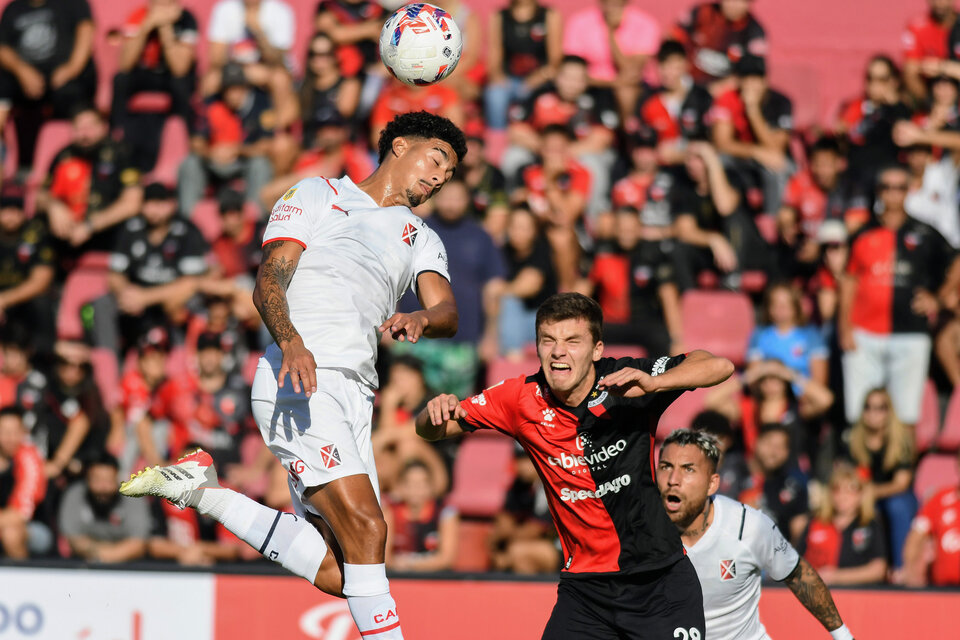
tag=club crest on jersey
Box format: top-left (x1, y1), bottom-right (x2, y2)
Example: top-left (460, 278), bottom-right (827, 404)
top-left (319, 443), bottom-right (342, 469)
top-left (401, 222), bottom-right (419, 246)
top-left (282, 186), bottom-right (298, 201)
top-left (720, 559), bottom-right (737, 581)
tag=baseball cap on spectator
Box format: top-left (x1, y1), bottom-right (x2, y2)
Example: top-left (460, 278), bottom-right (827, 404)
top-left (143, 182), bottom-right (175, 201)
top-left (218, 188), bottom-right (245, 215)
top-left (734, 55), bottom-right (766, 78)
top-left (817, 220), bottom-right (847, 245)
top-left (463, 119), bottom-right (485, 142)
top-left (196, 331), bottom-right (224, 352)
top-left (631, 124), bottom-right (659, 149)
top-left (221, 63), bottom-right (248, 89)
top-left (138, 326), bottom-right (170, 354)
top-left (0, 183), bottom-right (25, 210)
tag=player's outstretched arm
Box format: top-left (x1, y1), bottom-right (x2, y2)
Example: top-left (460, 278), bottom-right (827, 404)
top-left (599, 350), bottom-right (734, 398)
top-left (380, 272), bottom-right (459, 342)
top-left (415, 394), bottom-right (468, 442)
top-left (253, 239), bottom-right (317, 396)
top-left (782, 557), bottom-right (852, 639)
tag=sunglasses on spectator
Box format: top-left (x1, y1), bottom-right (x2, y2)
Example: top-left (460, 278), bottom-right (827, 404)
top-left (878, 182), bottom-right (908, 192)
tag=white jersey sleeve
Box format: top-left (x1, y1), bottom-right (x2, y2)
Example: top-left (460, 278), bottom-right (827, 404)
top-left (262, 179), bottom-right (337, 249)
top-left (744, 506), bottom-right (801, 582)
top-left (409, 224), bottom-right (451, 295)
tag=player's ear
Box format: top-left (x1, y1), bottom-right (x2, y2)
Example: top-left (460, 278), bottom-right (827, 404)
top-left (592, 340), bottom-right (604, 361)
top-left (708, 472), bottom-right (720, 497)
top-left (392, 135), bottom-right (409, 159)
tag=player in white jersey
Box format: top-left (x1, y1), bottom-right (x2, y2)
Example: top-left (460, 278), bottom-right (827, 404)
top-left (120, 112), bottom-right (466, 639)
top-left (656, 430), bottom-right (856, 640)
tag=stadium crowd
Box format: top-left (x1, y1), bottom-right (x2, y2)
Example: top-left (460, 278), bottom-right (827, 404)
top-left (1, 0), bottom-right (960, 590)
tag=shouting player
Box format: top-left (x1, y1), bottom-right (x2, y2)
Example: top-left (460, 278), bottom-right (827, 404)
top-left (656, 429), bottom-right (855, 640)
top-left (417, 293), bottom-right (734, 639)
top-left (121, 111), bottom-right (465, 639)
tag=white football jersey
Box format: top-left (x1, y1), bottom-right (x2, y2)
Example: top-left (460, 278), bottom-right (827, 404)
top-left (261, 176), bottom-right (450, 387)
top-left (684, 495), bottom-right (800, 640)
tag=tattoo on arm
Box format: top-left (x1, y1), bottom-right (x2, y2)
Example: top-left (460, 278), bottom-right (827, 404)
top-left (256, 242), bottom-right (300, 346)
top-left (783, 557), bottom-right (843, 631)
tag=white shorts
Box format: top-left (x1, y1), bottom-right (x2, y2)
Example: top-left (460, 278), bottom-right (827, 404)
top-left (841, 330), bottom-right (931, 424)
top-left (251, 361), bottom-right (380, 515)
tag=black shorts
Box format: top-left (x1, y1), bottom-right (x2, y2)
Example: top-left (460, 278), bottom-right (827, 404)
top-left (541, 557), bottom-right (705, 640)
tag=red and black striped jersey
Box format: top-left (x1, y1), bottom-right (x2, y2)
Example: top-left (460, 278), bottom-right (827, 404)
top-left (459, 355), bottom-right (688, 577)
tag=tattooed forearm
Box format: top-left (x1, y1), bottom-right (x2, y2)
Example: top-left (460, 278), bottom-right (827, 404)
top-left (783, 558), bottom-right (844, 631)
top-left (254, 242), bottom-right (301, 346)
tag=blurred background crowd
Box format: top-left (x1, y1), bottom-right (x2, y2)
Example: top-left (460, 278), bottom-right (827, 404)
top-left (1, 0), bottom-right (959, 591)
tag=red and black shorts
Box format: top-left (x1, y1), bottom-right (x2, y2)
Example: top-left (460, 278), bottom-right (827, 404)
top-left (541, 557), bottom-right (704, 640)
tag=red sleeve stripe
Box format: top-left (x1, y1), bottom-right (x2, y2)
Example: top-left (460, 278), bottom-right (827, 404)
top-left (322, 177), bottom-right (338, 195)
top-left (262, 237), bottom-right (307, 249)
top-left (360, 620), bottom-right (401, 636)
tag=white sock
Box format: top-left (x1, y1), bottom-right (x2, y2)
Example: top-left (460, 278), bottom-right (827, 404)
top-left (197, 488), bottom-right (327, 584)
top-left (343, 563), bottom-right (403, 638)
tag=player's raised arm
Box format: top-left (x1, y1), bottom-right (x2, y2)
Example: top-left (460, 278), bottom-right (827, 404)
top-left (415, 393), bottom-right (468, 441)
top-left (379, 271), bottom-right (459, 343)
top-left (782, 557), bottom-right (853, 639)
top-left (253, 239), bottom-right (317, 396)
top-left (599, 350), bottom-right (734, 398)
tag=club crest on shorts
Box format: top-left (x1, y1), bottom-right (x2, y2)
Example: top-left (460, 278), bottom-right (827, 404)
top-left (719, 559), bottom-right (737, 581)
top-left (401, 222), bottom-right (418, 246)
top-left (319, 443), bottom-right (342, 469)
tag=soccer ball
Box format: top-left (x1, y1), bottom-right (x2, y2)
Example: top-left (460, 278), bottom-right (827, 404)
top-left (379, 3), bottom-right (462, 86)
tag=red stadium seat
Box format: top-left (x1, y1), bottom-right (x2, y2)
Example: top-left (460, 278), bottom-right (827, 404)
top-left (90, 347), bottom-right (120, 411)
top-left (937, 387), bottom-right (960, 451)
top-left (754, 214), bottom-right (778, 245)
top-left (143, 116), bottom-right (189, 186)
top-left (681, 290), bottom-right (754, 366)
top-left (191, 198), bottom-right (223, 243)
top-left (486, 356), bottom-right (540, 389)
top-left (657, 386), bottom-right (715, 439)
top-left (448, 432), bottom-right (514, 518)
top-left (914, 453), bottom-right (960, 504)
top-left (57, 262), bottom-right (110, 340)
top-left (127, 91), bottom-right (172, 114)
top-left (602, 344), bottom-right (647, 360)
top-left (915, 380), bottom-right (941, 454)
top-left (28, 121), bottom-right (73, 185)
top-left (452, 520), bottom-right (493, 572)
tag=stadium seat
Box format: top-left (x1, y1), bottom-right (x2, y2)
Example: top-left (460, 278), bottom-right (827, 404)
top-left (681, 290), bottom-right (754, 366)
top-left (56, 261), bottom-right (110, 340)
top-left (937, 387), bottom-right (960, 451)
top-left (191, 198), bottom-right (223, 243)
top-left (448, 432), bottom-right (514, 518)
top-left (143, 116), bottom-right (189, 186)
top-left (915, 380), bottom-right (941, 454)
top-left (90, 347), bottom-right (120, 411)
top-left (914, 453), bottom-right (960, 503)
top-left (28, 120), bottom-right (73, 185)
top-left (754, 214), bottom-right (778, 245)
top-left (657, 386), bottom-right (715, 439)
top-left (486, 356), bottom-right (540, 388)
top-left (452, 519), bottom-right (493, 572)
top-left (602, 344), bottom-right (647, 360)
top-left (127, 91), bottom-right (172, 114)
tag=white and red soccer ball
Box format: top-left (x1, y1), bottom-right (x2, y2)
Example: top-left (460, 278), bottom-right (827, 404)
top-left (379, 3), bottom-right (462, 86)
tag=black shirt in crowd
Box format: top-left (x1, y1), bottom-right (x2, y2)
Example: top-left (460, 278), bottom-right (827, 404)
top-left (0, 0), bottom-right (92, 73)
top-left (109, 216), bottom-right (208, 289)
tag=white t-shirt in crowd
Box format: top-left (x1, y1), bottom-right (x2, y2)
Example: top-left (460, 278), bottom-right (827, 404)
top-left (261, 176), bottom-right (450, 388)
top-left (684, 495), bottom-right (801, 640)
top-left (905, 157), bottom-right (960, 249)
top-left (207, 0), bottom-right (294, 64)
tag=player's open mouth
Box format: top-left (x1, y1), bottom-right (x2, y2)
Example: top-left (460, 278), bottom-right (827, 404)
top-left (550, 363), bottom-right (571, 373)
top-left (664, 494), bottom-right (683, 512)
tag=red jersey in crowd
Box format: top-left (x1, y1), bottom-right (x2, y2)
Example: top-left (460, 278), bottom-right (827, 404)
top-left (781, 170), bottom-right (868, 238)
top-left (458, 355), bottom-right (688, 576)
top-left (672, 2), bottom-right (767, 83)
top-left (612, 173), bottom-right (655, 211)
top-left (913, 486), bottom-right (960, 586)
top-left (122, 5), bottom-right (198, 72)
top-left (0, 442), bottom-right (45, 521)
top-left (801, 517), bottom-right (886, 571)
top-left (371, 82), bottom-right (461, 134)
top-left (902, 12), bottom-right (952, 60)
top-left (119, 369), bottom-right (156, 427)
top-left (846, 218), bottom-right (955, 334)
top-left (293, 144), bottom-right (372, 186)
top-left (510, 84), bottom-right (620, 140)
top-left (634, 85), bottom-right (713, 145)
top-left (522, 161), bottom-right (591, 220)
top-left (709, 87), bottom-right (793, 144)
top-left (387, 498), bottom-right (454, 554)
top-left (210, 219), bottom-right (262, 280)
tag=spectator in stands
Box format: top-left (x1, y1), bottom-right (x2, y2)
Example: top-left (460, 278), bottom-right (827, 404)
top-left (799, 462), bottom-right (888, 585)
top-left (0, 407), bottom-right (45, 558)
top-left (561, 0), bottom-right (659, 116)
top-left (460, 125), bottom-right (509, 240)
top-left (490, 448), bottom-right (560, 574)
top-left (739, 423), bottom-right (809, 544)
top-left (202, 189), bottom-right (263, 326)
top-left (901, 449), bottom-right (960, 587)
top-left (710, 55), bottom-right (794, 213)
top-left (113, 0), bottom-right (198, 172)
top-left (672, 0), bottom-right (767, 87)
top-left (747, 284), bottom-right (832, 415)
top-left (143, 331), bottom-right (250, 471)
top-left (0, 0), bottom-right (96, 174)
top-left (494, 205), bottom-right (556, 358)
top-left (670, 140), bottom-right (774, 291)
top-left (369, 79), bottom-right (464, 150)
top-left (839, 164), bottom-right (955, 429)
top-left (184, 295), bottom-right (252, 377)
top-left (691, 409), bottom-right (750, 500)
top-left (911, 74), bottom-right (960, 138)
top-left (902, 0), bottom-right (957, 103)
top-left (373, 355), bottom-right (449, 496)
top-left (896, 124), bottom-right (960, 248)
top-left (608, 126), bottom-right (675, 239)
top-left (502, 55), bottom-right (618, 218)
top-left (847, 388), bottom-right (917, 570)
top-left (634, 40), bottom-right (713, 167)
top-left (435, 0), bottom-right (484, 103)
top-left (95, 183), bottom-right (207, 356)
top-left (517, 124), bottom-right (590, 292)
top-left (396, 178), bottom-right (505, 398)
top-left (0, 324), bottom-right (44, 414)
top-left (0, 192), bottom-right (55, 352)
top-left (40, 105), bottom-right (144, 255)
top-left (836, 56), bottom-right (913, 190)
top-left (588, 206), bottom-right (683, 356)
top-left (314, 0), bottom-right (386, 115)
top-left (110, 328), bottom-right (169, 476)
top-left (384, 460), bottom-right (459, 572)
top-left (485, 0), bottom-right (563, 131)
top-left (179, 63), bottom-right (275, 217)
top-left (810, 220), bottom-right (848, 328)
top-left (58, 452), bottom-right (151, 563)
top-left (204, 0), bottom-right (296, 130)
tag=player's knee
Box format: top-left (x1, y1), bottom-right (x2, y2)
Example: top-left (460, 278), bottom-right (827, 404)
top-left (343, 510), bottom-right (388, 550)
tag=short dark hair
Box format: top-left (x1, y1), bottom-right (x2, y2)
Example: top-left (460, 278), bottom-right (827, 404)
top-left (758, 423), bottom-right (791, 441)
top-left (86, 451), bottom-right (120, 473)
top-left (875, 163), bottom-right (910, 191)
top-left (377, 111), bottom-right (467, 164)
top-left (541, 123), bottom-right (575, 142)
top-left (399, 459), bottom-right (432, 480)
top-left (662, 429), bottom-right (722, 473)
top-left (560, 54), bottom-right (588, 68)
top-left (657, 39), bottom-right (687, 63)
top-left (69, 103), bottom-right (103, 122)
top-left (809, 135), bottom-right (843, 158)
top-left (218, 188), bottom-right (245, 214)
top-left (0, 405), bottom-right (25, 422)
top-left (536, 293), bottom-right (603, 343)
top-left (691, 410), bottom-right (733, 441)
